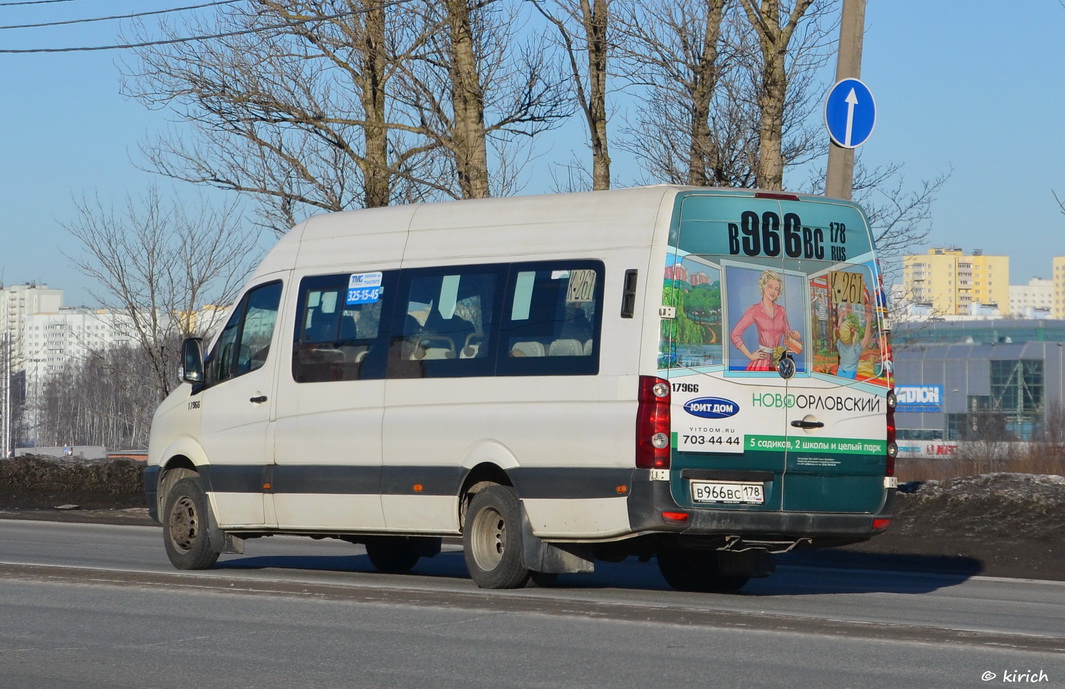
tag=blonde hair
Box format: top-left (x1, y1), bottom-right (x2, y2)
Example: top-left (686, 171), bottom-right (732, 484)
top-left (758, 270), bottom-right (783, 296)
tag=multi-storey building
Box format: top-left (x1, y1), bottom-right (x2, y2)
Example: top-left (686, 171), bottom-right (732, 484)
top-left (1, 284), bottom-right (137, 451)
top-left (1055, 257), bottom-right (1065, 319)
top-left (21, 308), bottom-right (136, 377)
top-left (1, 283), bottom-right (63, 337)
top-left (902, 247), bottom-right (1010, 316)
top-left (1009, 277), bottom-right (1054, 319)
top-left (2, 284), bottom-right (136, 375)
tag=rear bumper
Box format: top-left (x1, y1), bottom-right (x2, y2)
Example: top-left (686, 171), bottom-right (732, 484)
top-left (627, 469), bottom-right (895, 545)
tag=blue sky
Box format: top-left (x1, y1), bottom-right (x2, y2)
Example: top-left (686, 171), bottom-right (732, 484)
top-left (1, 0), bottom-right (1063, 306)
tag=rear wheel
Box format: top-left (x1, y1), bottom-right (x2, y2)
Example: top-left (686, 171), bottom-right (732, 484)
top-left (529, 571), bottom-right (560, 588)
top-left (463, 485), bottom-right (530, 589)
top-left (657, 547), bottom-right (750, 593)
top-left (365, 537), bottom-right (422, 573)
top-left (163, 476), bottom-right (220, 570)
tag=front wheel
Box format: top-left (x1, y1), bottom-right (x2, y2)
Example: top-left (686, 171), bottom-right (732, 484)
top-left (463, 485), bottom-right (530, 589)
top-left (163, 476), bottom-right (220, 570)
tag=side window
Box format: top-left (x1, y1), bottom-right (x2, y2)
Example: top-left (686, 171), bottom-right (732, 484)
top-left (498, 261), bottom-right (603, 376)
top-left (207, 281), bottom-right (283, 386)
top-left (292, 272), bottom-right (392, 383)
top-left (388, 267), bottom-right (499, 378)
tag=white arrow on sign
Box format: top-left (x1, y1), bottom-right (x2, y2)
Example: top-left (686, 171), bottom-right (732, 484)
top-left (824, 78), bottom-right (875, 149)
top-left (843, 88), bottom-right (858, 147)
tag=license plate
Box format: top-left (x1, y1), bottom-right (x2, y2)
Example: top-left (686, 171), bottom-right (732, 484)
top-left (690, 481), bottom-right (764, 505)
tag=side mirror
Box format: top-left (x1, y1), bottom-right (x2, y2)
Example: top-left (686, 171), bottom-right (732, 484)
top-left (180, 337), bottom-right (205, 384)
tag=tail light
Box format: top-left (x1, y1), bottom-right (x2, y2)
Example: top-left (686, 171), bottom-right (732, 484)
top-left (636, 375), bottom-right (671, 469)
top-left (885, 389), bottom-right (898, 477)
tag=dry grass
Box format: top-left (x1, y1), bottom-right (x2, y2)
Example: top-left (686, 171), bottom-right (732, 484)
top-left (896, 444), bottom-right (1065, 483)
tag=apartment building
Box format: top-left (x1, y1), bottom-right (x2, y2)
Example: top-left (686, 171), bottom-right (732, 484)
top-left (1, 285), bottom-right (141, 448)
top-left (1, 283), bottom-right (136, 372)
top-left (21, 308), bottom-right (136, 378)
top-left (1, 283), bottom-right (62, 336)
top-left (1055, 257), bottom-right (1065, 319)
top-left (1009, 277), bottom-right (1053, 319)
top-left (901, 247), bottom-right (1010, 316)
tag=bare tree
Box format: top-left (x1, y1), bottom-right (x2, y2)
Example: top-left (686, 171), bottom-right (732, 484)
top-left (394, 0), bottom-right (573, 198)
top-left (738, 0), bottom-right (827, 190)
top-left (0, 331), bottom-right (22, 454)
top-left (957, 408), bottom-right (1013, 474)
top-left (616, 0), bottom-right (827, 189)
top-left (61, 187), bottom-right (257, 401)
top-left (446, 0), bottom-right (491, 198)
top-left (614, 0), bottom-right (730, 186)
top-left (123, 1), bottom-right (447, 232)
top-left (532, 0), bottom-right (613, 190)
top-left (125, 1), bottom-right (571, 218)
top-left (37, 347), bottom-right (159, 449)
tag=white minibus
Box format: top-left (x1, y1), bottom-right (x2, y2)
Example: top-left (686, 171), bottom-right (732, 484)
top-left (146, 185), bottom-right (898, 591)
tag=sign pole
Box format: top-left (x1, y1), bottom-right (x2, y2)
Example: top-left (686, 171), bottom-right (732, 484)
top-left (825, 0), bottom-right (866, 200)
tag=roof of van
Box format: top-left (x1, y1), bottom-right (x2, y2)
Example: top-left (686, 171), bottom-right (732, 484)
top-left (249, 185), bottom-right (850, 278)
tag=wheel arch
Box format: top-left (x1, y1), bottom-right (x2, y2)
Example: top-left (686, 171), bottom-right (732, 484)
top-left (458, 462), bottom-right (514, 531)
top-left (458, 438), bottom-right (521, 530)
top-left (156, 456), bottom-right (200, 516)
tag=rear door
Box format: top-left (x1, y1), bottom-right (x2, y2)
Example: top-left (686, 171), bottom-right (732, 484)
top-left (660, 192), bottom-right (890, 516)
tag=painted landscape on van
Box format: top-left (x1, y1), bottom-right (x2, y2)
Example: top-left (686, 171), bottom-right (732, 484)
top-left (661, 252), bottom-right (889, 387)
top-left (660, 255), bottom-right (723, 369)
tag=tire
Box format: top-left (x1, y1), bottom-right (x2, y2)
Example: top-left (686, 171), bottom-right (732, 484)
top-left (365, 537), bottom-right (422, 573)
top-left (463, 485), bottom-right (530, 589)
top-left (163, 476), bottom-right (220, 570)
top-left (657, 547), bottom-right (750, 593)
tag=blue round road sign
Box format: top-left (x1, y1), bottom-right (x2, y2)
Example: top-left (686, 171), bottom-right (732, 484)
top-left (824, 78), bottom-right (876, 149)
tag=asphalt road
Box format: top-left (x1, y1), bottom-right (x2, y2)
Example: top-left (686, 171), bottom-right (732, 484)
top-left (1, 520), bottom-right (1063, 689)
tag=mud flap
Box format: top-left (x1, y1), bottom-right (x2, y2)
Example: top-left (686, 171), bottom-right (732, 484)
top-left (519, 504), bottom-right (595, 574)
top-left (206, 505), bottom-right (245, 555)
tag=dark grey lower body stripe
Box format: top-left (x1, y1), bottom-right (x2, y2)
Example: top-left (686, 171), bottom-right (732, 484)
top-left (196, 464), bottom-right (634, 501)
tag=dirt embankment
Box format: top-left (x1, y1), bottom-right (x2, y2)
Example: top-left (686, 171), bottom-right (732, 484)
top-left (2, 455), bottom-right (1063, 580)
top-left (0, 455), bottom-right (149, 524)
top-left (837, 473), bottom-right (1065, 580)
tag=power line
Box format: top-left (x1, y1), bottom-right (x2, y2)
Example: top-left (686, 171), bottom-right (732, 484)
top-left (0, 0), bottom-right (84, 6)
top-left (0, 0), bottom-right (241, 31)
top-left (0, 1), bottom-right (410, 54)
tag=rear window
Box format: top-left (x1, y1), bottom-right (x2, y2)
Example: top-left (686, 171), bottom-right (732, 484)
top-left (669, 193), bottom-right (874, 264)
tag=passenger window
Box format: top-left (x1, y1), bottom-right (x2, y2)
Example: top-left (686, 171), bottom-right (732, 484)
top-left (389, 268), bottom-right (499, 378)
top-left (207, 281), bottom-right (283, 386)
top-left (499, 262), bottom-right (602, 376)
top-left (293, 272), bottom-right (391, 383)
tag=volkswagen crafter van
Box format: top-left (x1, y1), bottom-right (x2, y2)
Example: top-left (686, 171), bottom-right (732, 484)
top-left (146, 185), bottom-right (897, 591)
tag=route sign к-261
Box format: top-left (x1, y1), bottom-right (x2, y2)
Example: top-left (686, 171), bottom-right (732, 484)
top-left (824, 78), bottom-right (876, 149)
